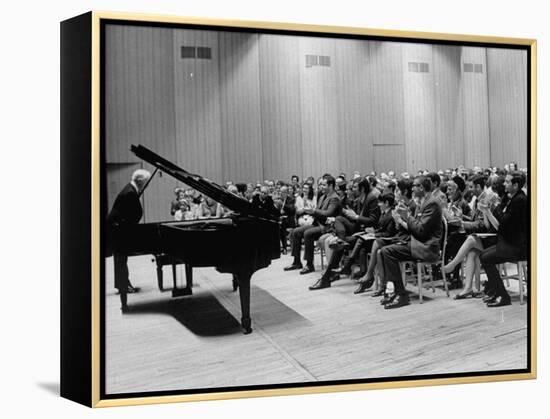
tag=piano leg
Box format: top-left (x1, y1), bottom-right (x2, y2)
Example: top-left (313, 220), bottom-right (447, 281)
top-left (156, 261), bottom-right (164, 291)
top-left (235, 272), bottom-right (252, 334)
top-left (171, 264), bottom-right (193, 297)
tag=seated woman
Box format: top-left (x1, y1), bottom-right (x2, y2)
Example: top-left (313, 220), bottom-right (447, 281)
top-left (441, 176), bottom-right (506, 299)
top-left (356, 178), bottom-right (416, 300)
top-left (172, 189), bottom-right (191, 221)
top-left (198, 195), bottom-right (219, 218)
top-left (295, 183), bottom-right (317, 227)
top-left (170, 188), bottom-right (187, 218)
top-left (333, 193), bottom-right (397, 288)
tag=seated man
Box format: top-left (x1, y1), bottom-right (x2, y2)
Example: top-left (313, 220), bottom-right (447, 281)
top-left (277, 185), bottom-right (296, 253)
top-left (308, 177), bottom-right (380, 290)
top-left (251, 186), bottom-right (279, 218)
top-left (284, 176), bottom-right (341, 274)
top-left (379, 176), bottom-right (443, 309)
top-left (480, 171), bottom-right (528, 307)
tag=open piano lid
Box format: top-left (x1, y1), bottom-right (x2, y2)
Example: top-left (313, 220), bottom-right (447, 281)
top-left (131, 144), bottom-right (278, 221)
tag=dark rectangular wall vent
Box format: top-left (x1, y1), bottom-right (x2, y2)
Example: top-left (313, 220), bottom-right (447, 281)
top-left (408, 62), bottom-right (429, 72)
top-left (463, 63), bottom-right (474, 72)
top-left (319, 55), bottom-right (331, 67)
top-left (474, 63), bottom-right (483, 73)
top-left (306, 54), bottom-right (318, 68)
top-left (197, 47), bottom-right (212, 59)
top-left (181, 46), bottom-right (196, 59)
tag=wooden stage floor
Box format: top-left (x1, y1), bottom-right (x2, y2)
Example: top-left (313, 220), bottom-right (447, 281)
top-left (105, 254), bottom-right (528, 395)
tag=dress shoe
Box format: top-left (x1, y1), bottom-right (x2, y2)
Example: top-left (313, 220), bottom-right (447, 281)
top-left (121, 304), bottom-right (130, 313)
top-left (332, 266), bottom-right (351, 276)
top-left (371, 288), bottom-right (385, 298)
top-left (380, 293), bottom-right (396, 305)
top-left (384, 293), bottom-right (410, 309)
top-left (284, 263), bottom-right (303, 271)
top-left (354, 276), bottom-right (375, 294)
top-left (127, 285), bottom-right (140, 293)
top-left (487, 295), bottom-right (511, 307)
top-left (329, 273), bottom-right (341, 283)
top-left (453, 291), bottom-right (474, 300)
top-left (482, 293), bottom-right (497, 303)
top-left (308, 277), bottom-right (331, 290)
top-left (351, 270), bottom-right (366, 280)
top-left (300, 265), bottom-right (315, 275)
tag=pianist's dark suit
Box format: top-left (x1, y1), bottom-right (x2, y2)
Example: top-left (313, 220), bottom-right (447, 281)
top-left (480, 189), bottom-right (528, 301)
top-left (107, 183), bottom-right (142, 292)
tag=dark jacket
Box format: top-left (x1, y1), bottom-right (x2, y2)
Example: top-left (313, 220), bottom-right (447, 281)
top-left (375, 210), bottom-right (397, 238)
top-left (106, 183), bottom-right (143, 257)
top-left (107, 183), bottom-right (143, 227)
top-left (407, 193), bottom-right (443, 262)
top-left (496, 190), bottom-right (528, 258)
top-left (355, 190), bottom-right (381, 228)
top-left (251, 194), bottom-right (279, 218)
top-left (313, 190), bottom-right (341, 225)
top-left (280, 195), bottom-right (296, 218)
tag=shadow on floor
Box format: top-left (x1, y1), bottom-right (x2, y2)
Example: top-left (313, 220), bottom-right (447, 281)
top-left (121, 295), bottom-right (242, 336)
top-left (36, 382), bottom-right (59, 396)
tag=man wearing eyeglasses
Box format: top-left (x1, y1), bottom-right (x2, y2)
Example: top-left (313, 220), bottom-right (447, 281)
top-left (379, 176), bottom-right (443, 309)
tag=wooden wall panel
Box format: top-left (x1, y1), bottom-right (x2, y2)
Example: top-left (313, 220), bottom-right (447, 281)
top-left (432, 45), bottom-right (465, 170)
top-left (368, 42), bottom-right (406, 146)
top-left (218, 32), bottom-right (263, 183)
top-left (173, 29), bottom-right (223, 183)
top-left (334, 39), bottom-right (372, 176)
top-left (373, 144), bottom-right (406, 174)
top-left (104, 25), bottom-right (176, 163)
top-left (402, 43), bottom-right (437, 173)
top-left (299, 36), bottom-right (340, 179)
top-left (487, 48), bottom-right (528, 168)
top-left (461, 47), bottom-right (491, 168)
top-left (259, 35), bottom-right (303, 182)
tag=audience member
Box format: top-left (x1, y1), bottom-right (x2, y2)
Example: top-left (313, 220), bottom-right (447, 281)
top-left (285, 176), bottom-right (341, 275)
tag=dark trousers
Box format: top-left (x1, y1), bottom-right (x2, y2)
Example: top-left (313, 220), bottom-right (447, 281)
top-left (480, 243), bottom-right (523, 299)
top-left (114, 253), bottom-right (130, 291)
top-left (379, 242), bottom-right (413, 295)
top-left (290, 225), bottom-right (324, 266)
top-left (280, 216), bottom-right (295, 250)
top-left (334, 216), bottom-right (359, 241)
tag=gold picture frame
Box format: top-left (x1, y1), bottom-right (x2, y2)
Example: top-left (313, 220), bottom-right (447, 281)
top-left (60, 10), bottom-right (537, 407)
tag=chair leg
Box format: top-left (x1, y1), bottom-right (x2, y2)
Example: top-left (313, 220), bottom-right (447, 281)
top-left (516, 261), bottom-right (528, 305)
top-left (320, 246), bottom-right (325, 270)
top-left (501, 263), bottom-right (510, 287)
top-left (441, 263), bottom-right (449, 297)
top-left (429, 265), bottom-right (436, 293)
top-left (474, 260), bottom-right (481, 293)
top-left (418, 262), bottom-right (423, 303)
top-left (400, 262), bottom-right (407, 292)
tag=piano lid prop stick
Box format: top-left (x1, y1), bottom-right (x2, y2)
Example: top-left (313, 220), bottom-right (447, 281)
top-left (138, 167), bottom-right (159, 198)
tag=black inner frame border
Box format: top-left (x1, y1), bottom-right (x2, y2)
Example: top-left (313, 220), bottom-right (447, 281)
top-left (99, 17), bottom-right (533, 401)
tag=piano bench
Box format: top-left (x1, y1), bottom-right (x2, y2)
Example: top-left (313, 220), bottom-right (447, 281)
top-left (152, 254), bottom-right (185, 291)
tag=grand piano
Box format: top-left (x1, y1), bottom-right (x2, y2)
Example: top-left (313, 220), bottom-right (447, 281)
top-left (109, 144), bottom-right (281, 334)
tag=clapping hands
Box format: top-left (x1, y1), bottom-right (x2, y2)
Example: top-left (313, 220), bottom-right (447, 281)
top-left (343, 208), bottom-right (358, 220)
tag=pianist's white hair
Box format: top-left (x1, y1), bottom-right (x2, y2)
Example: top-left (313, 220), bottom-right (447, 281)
top-left (131, 169), bottom-right (151, 186)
